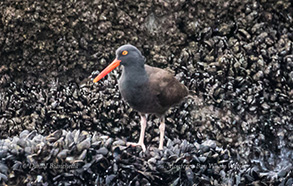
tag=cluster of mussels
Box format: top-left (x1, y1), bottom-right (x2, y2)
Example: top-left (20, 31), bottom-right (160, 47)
top-left (0, 0), bottom-right (293, 185)
top-left (1, 129), bottom-right (291, 185)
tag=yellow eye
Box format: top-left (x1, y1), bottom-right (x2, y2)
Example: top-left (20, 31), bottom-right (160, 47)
top-left (122, 50), bottom-right (128, 55)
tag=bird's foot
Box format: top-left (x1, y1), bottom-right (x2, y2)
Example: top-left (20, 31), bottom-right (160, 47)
top-left (126, 142), bottom-right (146, 152)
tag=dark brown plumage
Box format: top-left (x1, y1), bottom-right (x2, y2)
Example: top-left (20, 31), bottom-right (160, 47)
top-left (93, 44), bottom-right (188, 151)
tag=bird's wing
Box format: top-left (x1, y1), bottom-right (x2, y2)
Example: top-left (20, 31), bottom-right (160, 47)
top-left (145, 65), bottom-right (188, 109)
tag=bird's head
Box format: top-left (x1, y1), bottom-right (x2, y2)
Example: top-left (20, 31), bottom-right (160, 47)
top-left (93, 44), bottom-right (145, 83)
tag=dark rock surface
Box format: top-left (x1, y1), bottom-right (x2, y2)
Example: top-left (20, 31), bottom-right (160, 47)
top-left (0, 0), bottom-right (292, 185)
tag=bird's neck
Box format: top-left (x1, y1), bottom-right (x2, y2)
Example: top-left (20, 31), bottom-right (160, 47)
top-left (122, 64), bottom-right (148, 85)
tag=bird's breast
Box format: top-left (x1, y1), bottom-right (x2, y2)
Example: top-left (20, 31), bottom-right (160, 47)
top-left (118, 67), bottom-right (166, 114)
top-left (119, 80), bottom-right (147, 106)
top-left (118, 77), bottom-right (159, 114)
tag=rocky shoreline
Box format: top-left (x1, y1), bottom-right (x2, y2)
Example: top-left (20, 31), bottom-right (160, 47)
top-left (0, 0), bottom-right (292, 185)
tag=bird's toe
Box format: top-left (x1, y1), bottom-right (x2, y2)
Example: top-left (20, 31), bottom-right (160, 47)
top-left (126, 142), bottom-right (146, 152)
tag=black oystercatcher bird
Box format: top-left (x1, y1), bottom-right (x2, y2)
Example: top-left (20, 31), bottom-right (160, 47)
top-left (93, 44), bottom-right (188, 151)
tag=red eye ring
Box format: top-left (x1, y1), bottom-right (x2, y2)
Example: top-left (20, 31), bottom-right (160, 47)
top-left (122, 50), bottom-right (128, 55)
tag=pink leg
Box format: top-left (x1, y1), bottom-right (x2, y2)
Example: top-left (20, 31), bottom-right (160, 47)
top-left (127, 114), bottom-right (147, 152)
top-left (159, 117), bottom-right (165, 150)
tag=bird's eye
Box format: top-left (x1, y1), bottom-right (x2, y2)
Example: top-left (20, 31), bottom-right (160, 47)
top-left (122, 50), bottom-right (128, 55)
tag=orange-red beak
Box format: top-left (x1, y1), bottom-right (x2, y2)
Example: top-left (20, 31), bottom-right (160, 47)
top-left (93, 59), bottom-right (121, 83)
